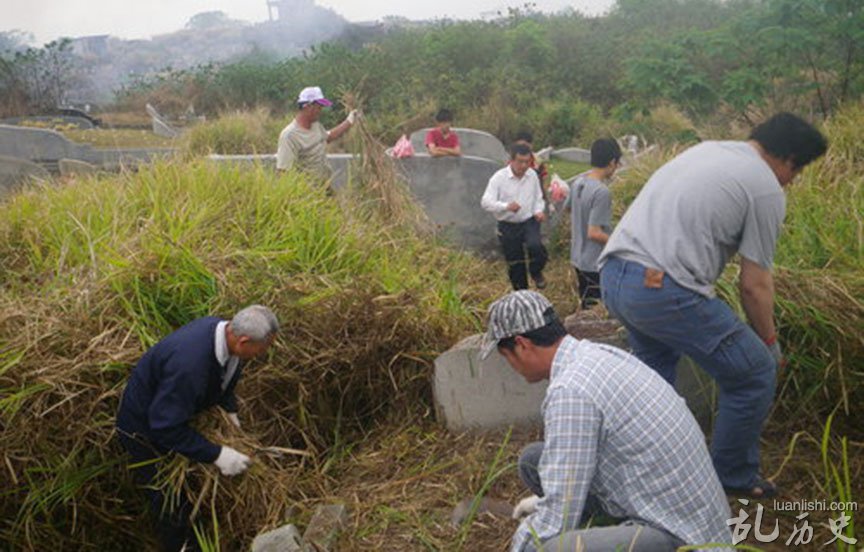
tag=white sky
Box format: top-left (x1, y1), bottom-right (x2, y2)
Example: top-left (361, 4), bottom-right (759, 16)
top-left (2, 0), bottom-right (616, 44)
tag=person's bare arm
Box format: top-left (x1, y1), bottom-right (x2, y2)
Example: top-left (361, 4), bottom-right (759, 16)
top-left (587, 225), bottom-right (609, 245)
top-left (739, 256), bottom-right (776, 342)
top-left (326, 119), bottom-right (353, 143)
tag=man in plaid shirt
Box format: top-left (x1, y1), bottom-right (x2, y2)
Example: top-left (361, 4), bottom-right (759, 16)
top-left (479, 291), bottom-right (732, 551)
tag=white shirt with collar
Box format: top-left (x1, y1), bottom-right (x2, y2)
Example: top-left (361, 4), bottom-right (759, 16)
top-left (214, 321), bottom-right (240, 392)
top-left (481, 165), bottom-right (546, 223)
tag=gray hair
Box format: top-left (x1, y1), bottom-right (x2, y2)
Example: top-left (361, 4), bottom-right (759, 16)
top-left (229, 305), bottom-right (279, 342)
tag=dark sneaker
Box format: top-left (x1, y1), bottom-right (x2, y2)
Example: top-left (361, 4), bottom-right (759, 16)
top-left (534, 275), bottom-right (547, 289)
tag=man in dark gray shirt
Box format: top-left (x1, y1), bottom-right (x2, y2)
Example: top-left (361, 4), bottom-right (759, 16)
top-left (565, 138), bottom-right (621, 309)
top-left (599, 113), bottom-right (827, 499)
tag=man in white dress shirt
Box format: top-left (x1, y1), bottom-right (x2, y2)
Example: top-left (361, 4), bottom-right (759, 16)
top-left (481, 143), bottom-right (548, 290)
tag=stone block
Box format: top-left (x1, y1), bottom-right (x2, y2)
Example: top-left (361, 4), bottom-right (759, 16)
top-left (251, 523), bottom-right (306, 552)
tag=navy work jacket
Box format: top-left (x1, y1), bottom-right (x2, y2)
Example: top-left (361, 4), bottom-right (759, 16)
top-left (116, 317), bottom-right (242, 463)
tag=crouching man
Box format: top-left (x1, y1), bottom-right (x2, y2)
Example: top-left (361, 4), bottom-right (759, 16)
top-left (116, 305), bottom-right (278, 551)
top-left (478, 291), bottom-right (731, 551)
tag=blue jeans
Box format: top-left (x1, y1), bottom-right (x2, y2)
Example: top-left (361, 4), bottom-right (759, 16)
top-left (600, 256), bottom-right (777, 489)
top-left (518, 443), bottom-right (685, 551)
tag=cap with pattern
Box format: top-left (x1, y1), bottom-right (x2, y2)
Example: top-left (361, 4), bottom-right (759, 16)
top-left (479, 290), bottom-right (556, 360)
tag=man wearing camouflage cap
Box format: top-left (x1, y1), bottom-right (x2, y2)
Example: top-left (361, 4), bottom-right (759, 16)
top-left (480, 291), bottom-right (731, 551)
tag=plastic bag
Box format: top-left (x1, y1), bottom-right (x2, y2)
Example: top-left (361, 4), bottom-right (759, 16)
top-left (390, 134), bottom-right (415, 158)
top-left (549, 173), bottom-right (570, 203)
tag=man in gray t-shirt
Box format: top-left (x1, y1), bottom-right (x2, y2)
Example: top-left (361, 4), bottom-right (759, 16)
top-left (599, 113), bottom-right (827, 500)
top-left (276, 86), bottom-right (359, 183)
top-left (565, 138), bottom-right (620, 309)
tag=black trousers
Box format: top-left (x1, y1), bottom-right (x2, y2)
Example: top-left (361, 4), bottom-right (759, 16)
top-left (118, 430), bottom-right (200, 552)
top-left (497, 218), bottom-right (548, 291)
top-left (575, 268), bottom-right (602, 309)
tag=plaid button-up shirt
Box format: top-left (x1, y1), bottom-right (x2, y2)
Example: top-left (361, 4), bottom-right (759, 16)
top-left (512, 336), bottom-right (732, 551)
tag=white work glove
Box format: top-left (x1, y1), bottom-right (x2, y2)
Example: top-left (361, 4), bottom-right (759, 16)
top-left (346, 109), bottom-right (362, 125)
top-left (214, 446), bottom-right (251, 476)
top-left (512, 495), bottom-right (541, 520)
top-left (227, 412), bottom-right (241, 429)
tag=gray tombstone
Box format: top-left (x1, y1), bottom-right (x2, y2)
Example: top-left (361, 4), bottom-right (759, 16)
top-left (146, 103), bottom-right (180, 138)
top-left (434, 313), bottom-right (717, 433)
top-left (433, 334), bottom-right (549, 432)
top-left (409, 127), bottom-right (508, 162)
top-left (0, 155), bottom-right (50, 197)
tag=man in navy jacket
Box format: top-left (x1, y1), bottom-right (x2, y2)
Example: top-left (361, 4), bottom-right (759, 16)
top-left (117, 304), bottom-right (278, 551)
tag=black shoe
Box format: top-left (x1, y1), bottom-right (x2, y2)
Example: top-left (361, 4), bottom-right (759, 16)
top-left (534, 275), bottom-right (547, 289)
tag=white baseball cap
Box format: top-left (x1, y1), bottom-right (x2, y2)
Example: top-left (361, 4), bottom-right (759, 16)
top-left (297, 86), bottom-right (333, 107)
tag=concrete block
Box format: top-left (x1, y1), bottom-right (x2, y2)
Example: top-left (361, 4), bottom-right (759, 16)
top-left (302, 504), bottom-right (348, 551)
top-left (410, 127), bottom-right (508, 162)
top-left (0, 155), bottom-right (50, 197)
top-left (552, 147), bottom-right (591, 164)
top-left (251, 523), bottom-right (306, 552)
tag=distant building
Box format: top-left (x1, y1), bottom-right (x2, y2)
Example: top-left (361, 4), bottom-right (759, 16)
top-left (70, 35), bottom-right (109, 58)
top-left (267, 0), bottom-right (315, 22)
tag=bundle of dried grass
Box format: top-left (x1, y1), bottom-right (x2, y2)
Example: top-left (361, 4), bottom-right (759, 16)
top-left (340, 90), bottom-right (435, 236)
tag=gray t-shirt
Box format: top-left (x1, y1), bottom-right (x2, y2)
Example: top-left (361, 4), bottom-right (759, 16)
top-left (276, 120), bottom-right (330, 178)
top-left (599, 141), bottom-right (784, 298)
top-left (565, 173), bottom-right (612, 272)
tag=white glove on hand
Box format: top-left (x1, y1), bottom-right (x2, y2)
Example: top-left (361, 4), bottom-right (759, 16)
top-left (214, 446), bottom-right (251, 476)
top-left (227, 412), bottom-right (241, 429)
top-left (512, 495), bottom-right (541, 520)
top-left (347, 109), bottom-right (362, 125)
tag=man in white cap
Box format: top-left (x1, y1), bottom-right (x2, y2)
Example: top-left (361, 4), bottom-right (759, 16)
top-left (479, 290), bottom-right (731, 551)
top-left (276, 85), bottom-right (360, 180)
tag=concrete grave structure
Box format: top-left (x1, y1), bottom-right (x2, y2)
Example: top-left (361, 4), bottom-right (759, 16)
top-left (0, 115), bottom-right (95, 130)
top-left (394, 153), bottom-right (504, 254)
top-left (433, 315), bottom-right (717, 433)
top-left (0, 124), bottom-right (173, 174)
top-left (409, 127), bottom-right (509, 162)
top-left (551, 147), bottom-right (591, 164)
top-left (0, 155), bottom-right (50, 197)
